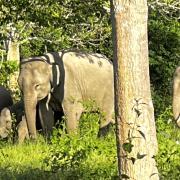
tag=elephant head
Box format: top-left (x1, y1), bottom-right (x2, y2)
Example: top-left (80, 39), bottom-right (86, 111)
top-left (0, 108), bottom-right (12, 138)
top-left (18, 59), bottom-right (53, 139)
top-left (172, 66), bottom-right (180, 127)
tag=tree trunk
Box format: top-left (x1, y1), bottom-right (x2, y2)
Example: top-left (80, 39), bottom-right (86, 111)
top-left (7, 40), bottom-right (20, 62)
top-left (6, 40), bottom-right (20, 97)
top-left (110, 0), bottom-right (159, 179)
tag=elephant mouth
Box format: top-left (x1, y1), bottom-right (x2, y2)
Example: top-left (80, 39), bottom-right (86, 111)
top-left (37, 95), bottom-right (47, 101)
top-left (37, 91), bottom-right (51, 101)
top-left (0, 128), bottom-right (9, 138)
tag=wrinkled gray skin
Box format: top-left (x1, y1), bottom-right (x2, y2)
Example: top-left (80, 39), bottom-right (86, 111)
top-left (0, 98), bottom-right (63, 142)
top-left (0, 100), bottom-right (27, 142)
top-left (0, 108), bottom-right (12, 138)
top-left (18, 50), bottom-right (114, 139)
top-left (173, 66), bottom-right (180, 127)
top-left (17, 115), bottom-right (29, 144)
top-left (0, 107), bottom-right (29, 143)
top-left (0, 86), bottom-right (13, 111)
top-left (0, 86), bottom-right (25, 141)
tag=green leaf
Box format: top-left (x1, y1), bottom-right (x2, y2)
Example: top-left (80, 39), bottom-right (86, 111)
top-left (137, 152), bottom-right (147, 159)
top-left (121, 174), bottom-right (130, 179)
top-left (137, 130), bottom-right (146, 140)
top-left (122, 142), bottom-right (134, 153)
top-left (130, 157), bottom-right (136, 164)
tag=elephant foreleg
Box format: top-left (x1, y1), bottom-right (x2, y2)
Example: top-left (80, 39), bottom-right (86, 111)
top-left (63, 101), bottom-right (83, 134)
top-left (38, 98), bottom-right (54, 138)
top-left (17, 116), bottom-right (29, 144)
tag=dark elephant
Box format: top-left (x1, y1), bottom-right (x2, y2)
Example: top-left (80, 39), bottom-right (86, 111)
top-left (0, 86), bottom-right (13, 111)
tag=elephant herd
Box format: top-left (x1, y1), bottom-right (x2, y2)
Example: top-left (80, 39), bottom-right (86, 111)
top-left (0, 49), bottom-right (179, 143)
top-left (0, 50), bottom-right (114, 143)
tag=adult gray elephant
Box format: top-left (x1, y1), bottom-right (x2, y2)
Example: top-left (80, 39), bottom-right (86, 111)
top-left (18, 50), bottom-right (114, 139)
top-left (172, 66), bottom-right (180, 127)
top-left (0, 86), bottom-right (13, 111)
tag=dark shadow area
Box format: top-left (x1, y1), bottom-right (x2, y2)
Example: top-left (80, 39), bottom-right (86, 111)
top-left (0, 167), bottom-right (60, 180)
top-left (0, 164), bottom-right (118, 180)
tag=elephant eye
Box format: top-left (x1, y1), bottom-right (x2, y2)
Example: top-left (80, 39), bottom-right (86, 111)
top-left (35, 84), bottom-right (41, 90)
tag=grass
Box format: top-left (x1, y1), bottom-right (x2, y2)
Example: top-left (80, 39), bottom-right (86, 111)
top-left (0, 107), bottom-right (179, 180)
top-left (0, 124), bottom-right (118, 180)
top-left (0, 136), bottom-right (53, 180)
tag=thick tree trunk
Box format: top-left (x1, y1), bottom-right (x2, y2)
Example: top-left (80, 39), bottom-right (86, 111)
top-left (110, 0), bottom-right (159, 179)
top-left (7, 40), bottom-right (20, 61)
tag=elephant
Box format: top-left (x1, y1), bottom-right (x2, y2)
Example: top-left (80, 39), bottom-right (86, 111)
top-left (0, 108), bottom-right (13, 139)
top-left (17, 115), bottom-right (29, 143)
top-left (0, 86), bottom-right (13, 111)
top-left (172, 66), bottom-right (180, 127)
top-left (18, 50), bottom-right (114, 139)
top-left (0, 100), bottom-right (29, 142)
top-left (0, 107), bottom-right (29, 143)
top-left (0, 100), bottom-right (63, 142)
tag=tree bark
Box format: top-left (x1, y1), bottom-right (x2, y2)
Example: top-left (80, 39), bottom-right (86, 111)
top-left (7, 40), bottom-right (20, 62)
top-left (6, 40), bottom-right (20, 96)
top-left (110, 0), bottom-right (159, 179)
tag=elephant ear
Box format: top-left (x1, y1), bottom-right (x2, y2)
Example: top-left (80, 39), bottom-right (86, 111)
top-left (50, 64), bottom-right (60, 91)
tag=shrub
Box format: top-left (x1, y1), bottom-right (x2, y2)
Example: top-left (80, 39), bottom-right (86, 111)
top-left (45, 102), bottom-right (118, 179)
top-left (0, 61), bottom-right (20, 101)
top-left (0, 61), bottom-right (18, 87)
top-left (156, 106), bottom-right (180, 180)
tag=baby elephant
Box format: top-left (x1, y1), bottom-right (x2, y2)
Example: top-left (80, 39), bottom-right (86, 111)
top-left (0, 107), bottom-right (29, 143)
top-left (0, 100), bottom-right (63, 143)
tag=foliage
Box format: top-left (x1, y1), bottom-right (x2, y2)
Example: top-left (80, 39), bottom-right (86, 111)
top-left (0, 0), bottom-right (179, 179)
top-left (0, 136), bottom-right (53, 180)
top-left (0, 0), bottom-right (112, 59)
top-left (148, 0), bottom-right (180, 114)
top-left (0, 61), bottom-right (18, 87)
top-left (0, 0), bottom-right (179, 112)
top-left (45, 102), bottom-right (118, 179)
top-left (0, 102), bottom-right (179, 179)
top-left (156, 106), bottom-right (180, 180)
top-left (0, 61), bottom-right (20, 101)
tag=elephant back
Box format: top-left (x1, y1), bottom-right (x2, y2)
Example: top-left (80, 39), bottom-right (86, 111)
top-left (0, 86), bottom-right (13, 112)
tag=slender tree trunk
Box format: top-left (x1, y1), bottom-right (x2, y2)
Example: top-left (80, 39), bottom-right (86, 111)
top-left (7, 40), bottom-right (20, 61)
top-left (110, 0), bottom-right (159, 179)
top-left (6, 40), bottom-right (20, 99)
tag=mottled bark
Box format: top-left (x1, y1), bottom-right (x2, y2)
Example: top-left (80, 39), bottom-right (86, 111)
top-left (111, 0), bottom-right (159, 179)
top-left (7, 41), bottom-right (20, 62)
top-left (7, 41), bottom-right (20, 95)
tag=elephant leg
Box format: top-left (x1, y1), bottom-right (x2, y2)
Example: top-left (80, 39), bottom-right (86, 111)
top-left (100, 100), bottom-right (114, 128)
top-left (99, 112), bottom-right (114, 128)
top-left (63, 101), bottom-right (83, 133)
top-left (38, 99), bottom-right (54, 138)
top-left (98, 104), bottom-right (114, 137)
top-left (17, 116), bottom-right (29, 144)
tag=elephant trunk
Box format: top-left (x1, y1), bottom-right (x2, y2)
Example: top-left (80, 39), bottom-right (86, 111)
top-left (172, 76), bottom-right (180, 127)
top-left (24, 94), bottom-right (37, 139)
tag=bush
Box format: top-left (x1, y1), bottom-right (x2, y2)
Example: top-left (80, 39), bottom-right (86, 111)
top-left (0, 61), bottom-right (18, 87)
top-left (148, 4), bottom-right (180, 114)
top-left (156, 106), bottom-right (180, 180)
top-left (45, 102), bottom-right (118, 179)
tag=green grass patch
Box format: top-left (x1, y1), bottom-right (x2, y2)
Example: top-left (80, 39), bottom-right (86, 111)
top-left (0, 106), bottom-right (179, 180)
